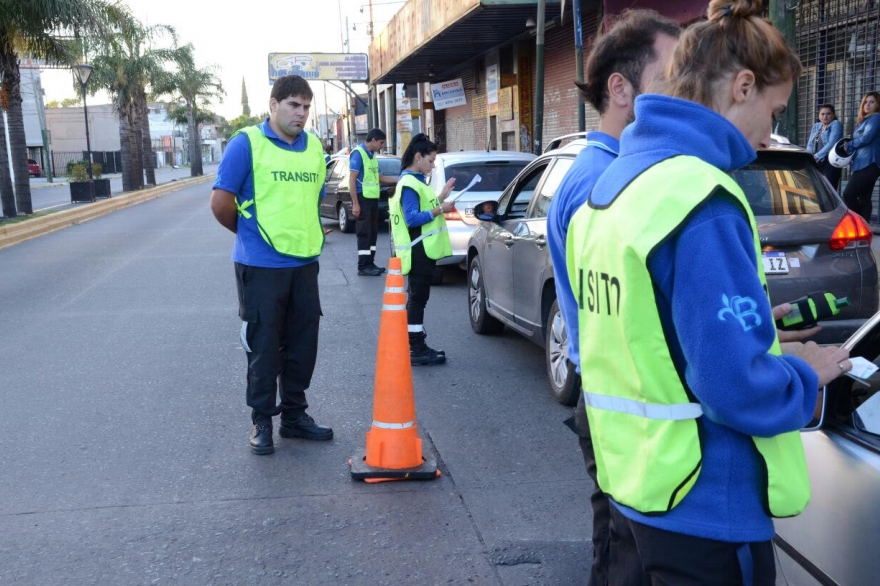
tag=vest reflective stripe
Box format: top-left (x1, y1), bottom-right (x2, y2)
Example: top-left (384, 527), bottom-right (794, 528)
top-left (583, 391), bottom-right (704, 421)
top-left (235, 126), bottom-right (326, 258)
top-left (389, 174), bottom-right (453, 275)
top-left (354, 145), bottom-right (380, 199)
top-left (567, 155), bottom-right (810, 518)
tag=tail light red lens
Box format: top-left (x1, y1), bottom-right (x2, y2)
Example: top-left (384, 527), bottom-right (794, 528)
top-left (830, 210), bottom-right (873, 250)
top-left (443, 204), bottom-right (461, 221)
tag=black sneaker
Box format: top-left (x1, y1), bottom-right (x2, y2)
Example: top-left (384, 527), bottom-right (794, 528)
top-left (279, 413), bottom-right (334, 441)
top-left (357, 265), bottom-right (382, 276)
top-left (250, 422), bottom-right (275, 455)
top-left (411, 348), bottom-right (446, 366)
top-left (370, 262), bottom-right (386, 274)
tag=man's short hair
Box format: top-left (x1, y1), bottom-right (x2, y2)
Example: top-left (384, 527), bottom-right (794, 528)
top-left (366, 128), bottom-right (387, 142)
top-left (271, 75), bottom-right (313, 102)
top-left (577, 9), bottom-right (681, 114)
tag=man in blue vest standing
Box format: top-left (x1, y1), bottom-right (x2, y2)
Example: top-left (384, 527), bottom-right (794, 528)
top-left (547, 11), bottom-right (680, 584)
top-left (210, 75), bottom-right (334, 456)
top-left (349, 128), bottom-right (398, 276)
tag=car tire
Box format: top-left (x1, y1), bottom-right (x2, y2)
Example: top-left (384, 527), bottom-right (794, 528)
top-left (545, 298), bottom-right (580, 406)
top-left (468, 256), bottom-right (503, 335)
top-left (338, 204), bottom-right (355, 233)
top-left (432, 265), bottom-right (444, 286)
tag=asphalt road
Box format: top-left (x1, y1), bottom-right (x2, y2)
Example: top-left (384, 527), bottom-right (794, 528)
top-left (0, 179), bottom-right (593, 585)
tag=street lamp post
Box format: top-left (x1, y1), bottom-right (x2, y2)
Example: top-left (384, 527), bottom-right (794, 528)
top-left (71, 64), bottom-right (94, 180)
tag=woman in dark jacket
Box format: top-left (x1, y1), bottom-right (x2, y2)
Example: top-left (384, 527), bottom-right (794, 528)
top-left (842, 91), bottom-right (880, 221)
top-left (806, 103), bottom-right (843, 191)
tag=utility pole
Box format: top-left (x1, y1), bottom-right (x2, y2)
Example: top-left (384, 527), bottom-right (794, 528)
top-left (32, 73), bottom-right (53, 182)
top-left (338, 0), bottom-right (345, 52)
top-left (367, 0), bottom-right (376, 130)
top-left (572, 0), bottom-right (585, 132)
top-left (769, 0), bottom-right (799, 142)
top-left (534, 0), bottom-right (546, 154)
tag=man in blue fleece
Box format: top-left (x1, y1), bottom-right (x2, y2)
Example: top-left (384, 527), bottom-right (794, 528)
top-left (546, 10), bottom-right (680, 585)
top-left (566, 1), bottom-right (851, 583)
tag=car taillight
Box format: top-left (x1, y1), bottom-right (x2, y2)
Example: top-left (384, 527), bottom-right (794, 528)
top-left (830, 210), bottom-right (873, 250)
top-left (443, 203), bottom-right (461, 221)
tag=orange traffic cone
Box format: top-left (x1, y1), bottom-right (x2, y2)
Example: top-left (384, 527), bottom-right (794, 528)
top-left (349, 256), bottom-right (440, 482)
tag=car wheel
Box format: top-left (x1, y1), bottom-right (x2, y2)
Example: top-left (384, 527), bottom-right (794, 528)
top-left (545, 298), bottom-right (580, 406)
top-left (468, 256), bottom-right (503, 335)
top-left (432, 265), bottom-right (444, 286)
top-left (338, 204), bottom-right (354, 233)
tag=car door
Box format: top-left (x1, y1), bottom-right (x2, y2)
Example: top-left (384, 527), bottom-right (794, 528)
top-left (513, 157), bottom-right (574, 338)
top-left (774, 314), bottom-right (880, 585)
top-left (321, 158), bottom-right (348, 217)
top-left (482, 160), bottom-right (551, 325)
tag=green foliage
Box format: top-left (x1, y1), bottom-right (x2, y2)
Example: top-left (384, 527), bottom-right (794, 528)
top-left (91, 162), bottom-right (103, 179)
top-left (67, 162), bottom-right (89, 183)
top-left (224, 113), bottom-right (264, 139)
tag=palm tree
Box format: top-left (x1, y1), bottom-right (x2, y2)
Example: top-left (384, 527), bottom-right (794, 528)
top-left (0, 0), bottom-right (115, 218)
top-left (88, 10), bottom-right (175, 191)
top-left (154, 44), bottom-right (223, 177)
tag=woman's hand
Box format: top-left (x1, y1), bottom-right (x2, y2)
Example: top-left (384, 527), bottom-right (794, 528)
top-left (439, 178), bottom-right (456, 202)
top-left (772, 303), bottom-right (821, 343)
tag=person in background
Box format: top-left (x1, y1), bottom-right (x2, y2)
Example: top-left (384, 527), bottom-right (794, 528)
top-left (842, 91), bottom-right (880, 222)
top-left (566, 1), bottom-right (851, 582)
top-left (806, 103), bottom-right (844, 191)
top-left (545, 9), bottom-right (681, 585)
top-left (388, 133), bottom-right (455, 366)
top-left (349, 128), bottom-right (398, 276)
top-left (210, 75), bottom-right (333, 456)
top-left (324, 143), bottom-right (333, 165)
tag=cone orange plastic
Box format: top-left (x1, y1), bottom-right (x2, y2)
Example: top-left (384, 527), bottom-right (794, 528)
top-left (363, 256), bottom-right (424, 469)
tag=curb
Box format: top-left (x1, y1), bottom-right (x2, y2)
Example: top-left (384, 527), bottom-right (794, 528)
top-left (0, 174), bottom-right (215, 251)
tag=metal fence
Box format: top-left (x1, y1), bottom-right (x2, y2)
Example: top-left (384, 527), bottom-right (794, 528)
top-left (795, 0), bottom-right (880, 218)
top-left (51, 151), bottom-right (123, 178)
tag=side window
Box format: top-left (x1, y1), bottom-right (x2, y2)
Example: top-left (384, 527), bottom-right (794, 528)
top-left (828, 328), bottom-right (880, 440)
top-left (332, 158), bottom-right (349, 182)
top-left (497, 162), bottom-right (549, 219)
top-left (528, 157), bottom-right (574, 219)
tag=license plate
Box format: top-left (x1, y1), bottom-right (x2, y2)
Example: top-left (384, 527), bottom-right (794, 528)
top-left (762, 252), bottom-right (789, 275)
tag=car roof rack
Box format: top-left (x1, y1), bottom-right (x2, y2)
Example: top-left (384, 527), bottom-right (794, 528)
top-left (543, 131), bottom-right (590, 154)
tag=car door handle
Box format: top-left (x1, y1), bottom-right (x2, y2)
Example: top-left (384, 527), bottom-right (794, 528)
top-left (504, 238), bottom-right (516, 247)
top-left (534, 235), bottom-right (546, 248)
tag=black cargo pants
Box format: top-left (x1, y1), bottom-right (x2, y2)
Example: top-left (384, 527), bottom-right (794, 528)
top-left (235, 262), bottom-right (321, 424)
top-left (356, 193), bottom-right (380, 269)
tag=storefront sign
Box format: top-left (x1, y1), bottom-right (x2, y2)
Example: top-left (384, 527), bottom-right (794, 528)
top-left (430, 79), bottom-right (467, 110)
top-left (396, 98), bottom-right (413, 132)
top-left (268, 53), bottom-right (369, 82)
top-left (517, 53), bottom-right (533, 153)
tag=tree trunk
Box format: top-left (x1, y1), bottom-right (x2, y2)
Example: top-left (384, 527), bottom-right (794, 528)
top-left (0, 108), bottom-right (15, 218)
top-left (138, 93), bottom-right (156, 185)
top-left (3, 62), bottom-right (32, 214)
top-left (186, 102), bottom-right (202, 176)
top-left (117, 100), bottom-right (133, 192)
top-left (129, 102), bottom-right (144, 190)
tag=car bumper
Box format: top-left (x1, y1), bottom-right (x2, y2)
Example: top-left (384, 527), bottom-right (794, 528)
top-left (437, 220), bottom-right (476, 267)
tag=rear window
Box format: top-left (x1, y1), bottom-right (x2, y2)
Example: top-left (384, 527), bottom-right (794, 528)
top-left (731, 154), bottom-right (838, 215)
top-left (379, 158), bottom-right (400, 176)
top-left (445, 162), bottom-right (529, 192)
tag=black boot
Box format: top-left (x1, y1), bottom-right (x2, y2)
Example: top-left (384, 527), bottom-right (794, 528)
top-left (250, 422), bottom-right (274, 455)
top-left (409, 331), bottom-right (446, 366)
top-left (279, 412), bottom-right (334, 441)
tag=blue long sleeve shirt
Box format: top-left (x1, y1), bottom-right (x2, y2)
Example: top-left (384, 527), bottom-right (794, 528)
top-left (547, 132), bottom-right (619, 372)
top-left (847, 113), bottom-right (880, 172)
top-left (589, 95), bottom-right (819, 543)
top-left (399, 170), bottom-right (436, 228)
top-left (805, 119), bottom-right (843, 161)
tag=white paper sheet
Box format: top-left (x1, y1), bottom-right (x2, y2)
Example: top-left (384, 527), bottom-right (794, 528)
top-left (445, 174), bottom-right (482, 203)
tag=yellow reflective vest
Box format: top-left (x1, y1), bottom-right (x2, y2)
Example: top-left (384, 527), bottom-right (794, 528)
top-left (389, 174), bottom-right (452, 275)
top-left (234, 126), bottom-right (325, 258)
top-left (566, 155), bottom-right (811, 518)
top-left (353, 145), bottom-right (380, 200)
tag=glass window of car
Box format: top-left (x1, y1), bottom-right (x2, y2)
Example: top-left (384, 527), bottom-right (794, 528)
top-left (378, 158), bottom-right (401, 177)
top-left (330, 158), bottom-right (349, 182)
top-left (496, 162), bottom-right (549, 219)
top-left (730, 154), bottom-right (838, 215)
top-left (528, 157), bottom-right (575, 219)
top-left (443, 162), bottom-right (530, 193)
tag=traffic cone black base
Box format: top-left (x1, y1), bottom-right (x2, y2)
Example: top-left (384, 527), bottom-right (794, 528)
top-left (349, 450), bottom-right (440, 481)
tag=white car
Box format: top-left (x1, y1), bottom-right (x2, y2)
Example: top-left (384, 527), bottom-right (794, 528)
top-left (427, 150), bottom-right (535, 283)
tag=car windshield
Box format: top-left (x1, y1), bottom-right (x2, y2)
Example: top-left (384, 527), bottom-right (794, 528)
top-left (379, 158), bottom-right (400, 176)
top-left (445, 162), bottom-right (529, 192)
top-left (731, 154), bottom-right (838, 215)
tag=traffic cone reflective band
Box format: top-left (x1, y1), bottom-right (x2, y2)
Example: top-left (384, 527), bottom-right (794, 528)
top-left (350, 256), bottom-right (440, 482)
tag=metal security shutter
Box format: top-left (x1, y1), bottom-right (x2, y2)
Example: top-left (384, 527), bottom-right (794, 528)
top-left (794, 0), bottom-right (879, 216)
top-left (441, 66), bottom-right (484, 152)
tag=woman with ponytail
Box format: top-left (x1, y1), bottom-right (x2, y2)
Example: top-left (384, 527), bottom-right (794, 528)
top-left (565, 1), bottom-right (850, 582)
top-left (388, 134), bottom-right (456, 365)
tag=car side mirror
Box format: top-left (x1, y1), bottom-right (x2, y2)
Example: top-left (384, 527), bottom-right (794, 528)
top-left (474, 200), bottom-right (499, 222)
top-left (802, 386), bottom-right (827, 431)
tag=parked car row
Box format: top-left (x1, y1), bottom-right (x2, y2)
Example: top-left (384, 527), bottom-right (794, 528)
top-left (319, 154), bottom-right (401, 234)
